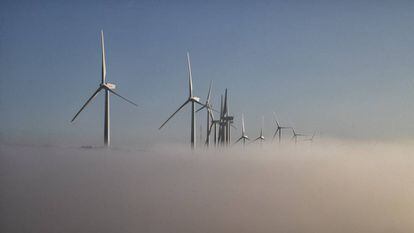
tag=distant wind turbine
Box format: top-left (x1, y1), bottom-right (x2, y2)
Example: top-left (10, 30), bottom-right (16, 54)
top-left (234, 114), bottom-right (249, 146)
top-left (304, 131), bottom-right (317, 143)
top-left (159, 52), bottom-right (204, 149)
top-left (253, 116), bottom-right (265, 144)
top-left (272, 112), bottom-right (291, 143)
top-left (71, 30), bottom-right (138, 147)
top-left (291, 128), bottom-right (307, 144)
top-left (196, 80), bottom-right (214, 146)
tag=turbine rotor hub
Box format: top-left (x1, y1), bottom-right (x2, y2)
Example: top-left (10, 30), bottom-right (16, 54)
top-left (190, 96), bottom-right (200, 102)
top-left (102, 83), bottom-right (116, 90)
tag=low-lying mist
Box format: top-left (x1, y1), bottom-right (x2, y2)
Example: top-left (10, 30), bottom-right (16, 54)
top-left (1, 141), bottom-right (414, 233)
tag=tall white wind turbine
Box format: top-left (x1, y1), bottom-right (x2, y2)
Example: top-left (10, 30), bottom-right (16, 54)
top-left (159, 52), bottom-right (204, 149)
top-left (71, 30), bottom-right (138, 147)
top-left (234, 114), bottom-right (249, 146)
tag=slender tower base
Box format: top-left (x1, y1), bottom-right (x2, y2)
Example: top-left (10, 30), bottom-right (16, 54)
top-left (214, 124), bottom-right (217, 146)
top-left (206, 110), bottom-right (210, 146)
top-left (227, 123), bottom-right (231, 146)
top-left (104, 90), bottom-right (110, 147)
top-left (279, 130), bottom-right (282, 143)
top-left (191, 101), bottom-right (195, 149)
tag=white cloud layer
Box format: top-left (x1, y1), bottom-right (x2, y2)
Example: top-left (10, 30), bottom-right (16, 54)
top-left (1, 141), bottom-right (414, 233)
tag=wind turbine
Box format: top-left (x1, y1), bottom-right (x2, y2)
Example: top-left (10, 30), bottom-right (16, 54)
top-left (210, 118), bottom-right (220, 146)
top-left (217, 89), bottom-right (235, 146)
top-left (291, 128), bottom-right (307, 144)
top-left (272, 112), bottom-right (291, 143)
top-left (71, 30), bottom-right (138, 147)
top-left (196, 80), bottom-right (214, 146)
top-left (253, 116), bottom-right (265, 144)
top-left (234, 114), bottom-right (249, 146)
top-left (304, 131), bottom-right (317, 143)
top-left (223, 89), bottom-right (235, 145)
top-left (159, 52), bottom-right (204, 149)
top-left (217, 94), bottom-right (225, 145)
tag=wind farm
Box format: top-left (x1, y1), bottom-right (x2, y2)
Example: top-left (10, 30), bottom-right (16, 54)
top-left (62, 30), bottom-right (319, 149)
top-left (3, 1), bottom-right (414, 233)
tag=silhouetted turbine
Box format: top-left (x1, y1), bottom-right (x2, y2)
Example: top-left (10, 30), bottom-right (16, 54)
top-left (291, 128), bottom-right (307, 144)
top-left (272, 112), bottom-right (291, 143)
top-left (304, 131), bottom-right (317, 143)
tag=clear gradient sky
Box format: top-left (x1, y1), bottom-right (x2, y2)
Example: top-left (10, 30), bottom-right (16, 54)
top-left (1, 0), bottom-right (414, 147)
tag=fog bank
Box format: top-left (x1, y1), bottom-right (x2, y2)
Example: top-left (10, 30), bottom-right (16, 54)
top-left (1, 142), bottom-right (414, 233)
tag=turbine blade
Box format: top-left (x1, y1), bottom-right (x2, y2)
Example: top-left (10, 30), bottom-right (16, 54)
top-left (205, 122), bottom-right (214, 144)
top-left (194, 99), bottom-right (205, 107)
top-left (159, 99), bottom-right (190, 129)
top-left (71, 86), bottom-right (103, 122)
top-left (108, 89), bottom-right (138, 106)
top-left (273, 128), bottom-right (279, 139)
top-left (101, 30), bottom-right (106, 84)
top-left (242, 114), bottom-right (245, 134)
top-left (220, 95), bottom-right (223, 118)
top-left (207, 80), bottom-right (213, 103)
top-left (261, 116), bottom-right (264, 132)
top-left (187, 52), bottom-right (193, 97)
top-left (196, 105), bottom-right (206, 112)
top-left (209, 109), bottom-right (214, 120)
top-left (234, 137), bottom-right (243, 144)
top-left (272, 112), bottom-right (280, 127)
top-left (223, 89), bottom-right (228, 116)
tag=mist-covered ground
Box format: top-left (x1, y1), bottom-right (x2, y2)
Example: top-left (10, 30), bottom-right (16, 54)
top-left (1, 141), bottom-right (414, 233)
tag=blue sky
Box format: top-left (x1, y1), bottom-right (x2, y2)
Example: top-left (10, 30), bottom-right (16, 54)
top-left (1, 0), bottom-right (414, 147)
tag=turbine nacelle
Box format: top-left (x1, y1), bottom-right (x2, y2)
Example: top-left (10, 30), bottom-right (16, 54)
top-left (190, 96), bottom-right (200, 102)
top-left (102, 83), bottom-right (116, 90)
